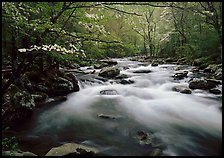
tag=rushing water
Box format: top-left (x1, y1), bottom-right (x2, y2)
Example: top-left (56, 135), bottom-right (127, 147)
top-left (19, 58), bottom-right (222, 156)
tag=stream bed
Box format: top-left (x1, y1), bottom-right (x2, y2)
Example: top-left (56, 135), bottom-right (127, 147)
top-left (16, 58), bottom-right (222, 156)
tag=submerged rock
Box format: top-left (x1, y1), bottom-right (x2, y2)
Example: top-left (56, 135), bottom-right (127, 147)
top-left (98, 67), bottom-right (120, 78)
top-left (98, 114), bottom-right (117, 120)
top-left (136, 130), bottom-right (152, 145)
top-left (100, 90), bottom-right (118, 95)
top-left (133, 70), bottom-right (152, 73)
top-left (120, 79), bottom-right (134, 85)
top-left (45, 143), bottom-right (99, 156)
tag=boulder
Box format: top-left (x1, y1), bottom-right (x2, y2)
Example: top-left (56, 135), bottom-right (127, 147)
top-left (100, 59), bottom-right (118, 66)
top-left (98, 67), bottom-right (120, 78)
top-left (214, 68), bottom-right (222, 80)
top-left (189, 79), bottom-right (216, 90)
top-left (49, 76), bottom-right (79, 96)
top-left (205, 79), bottom-right (221, 85)
top-left (8, 84), bottom-right (35, 110)
top-left (65, 73), bottom-right (80, 91)
top-left (45, 143), bottom-right (99, 156)
top-left (133, 70), bottom-right (152, 73)
top-left (115, 74), bottom-right (129, 79)
top-left (172, 85), bottom-right (192, 94)
top-left (2, 150), bottom-right (37, 156)
top-left (94, 63), bottom-right (108, 69)
top-left (209, 88), bottom-right (221, 94)
top-left (172, 71), bottom-right (188, 80)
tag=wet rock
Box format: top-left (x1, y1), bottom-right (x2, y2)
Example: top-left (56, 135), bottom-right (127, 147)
top-left (122, 66), bottom-right (130, 70)
top-left (151, 60), bottom-right (158, 66)
top-left (205, 78), bottom-right (222, 85)
top-left (214, 67), bottom-right (222, 80)
top-left (189, 79), bottom-right (216, 90)
top-left (45, 143), bottom-right (99, 156)
top-left (120, 79), bottom-right (134, 85)
top-left (172, 71), bottom-right (188, 80)
top-left (115, 74), bottom-right (129, 79)
top-left (209, 88), bottom-right (221, 94)
top-left (2, 150), bottom-right (37, 156)
top-left (100, 90), bottom-right (118, 95)
top-left (138, 63), bottom-right (148, 66)
top-left (172, 85), bottom-right (192, 94)
top-left (9, 84), bottom-right (35, 110)
top-left (98, 114), bottom-right (116, 120)
top-left (98, 67), bottom-right (120, 78)
top-left (46, 96), bottom-right (67, 103)
top-left (31, 92), bottom-right (48, 103)
top-left (193, 57), bottom-right (209, 69)
top-left (50, 76), bottom-right (79, 96)
top-left (191, 67), bottom-right (199, 73)
top-left (94, 63), bottom-right (108, 69)
top-left (136, 130), bottom-right (152, 145)
top-left (133, 69), bottom-right (152, 73)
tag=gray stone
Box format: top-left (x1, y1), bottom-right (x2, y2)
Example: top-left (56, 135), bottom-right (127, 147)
top-left (45, 143), bottom-right (99, 156)
top-left (172, 71), bottom-right (188, 80)
top-left (172, 85), bottom-right (192, 94)
top-left (99, 67), bottom-right (120, 78)
top-left (136, 130), bottom-right (152, 145)
top-left (189, 79), bottom-right (216, 90)
top-left (9, 85), bottom-right (35, 110)
top-left (100, 90), bottom-right (118, 95)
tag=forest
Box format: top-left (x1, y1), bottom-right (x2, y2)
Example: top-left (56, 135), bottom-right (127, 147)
top-left (2, 2), bottom-right (222, 156)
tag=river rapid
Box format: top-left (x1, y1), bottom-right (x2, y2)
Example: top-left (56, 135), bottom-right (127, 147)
top-left (18, 58), bottom-right (222, 156)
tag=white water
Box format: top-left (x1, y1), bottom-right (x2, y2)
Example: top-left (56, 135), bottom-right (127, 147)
top-left (31, 58), bottom-right (222, 156)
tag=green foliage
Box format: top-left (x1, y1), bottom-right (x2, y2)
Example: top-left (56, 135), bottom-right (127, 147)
top-left (2, 2), bottom-right (222, 66)
top-left (2, 136), bottom-right (19, 154)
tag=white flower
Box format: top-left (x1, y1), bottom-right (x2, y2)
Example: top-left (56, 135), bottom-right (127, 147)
top-left (18, 48), bottom-right (27, 52)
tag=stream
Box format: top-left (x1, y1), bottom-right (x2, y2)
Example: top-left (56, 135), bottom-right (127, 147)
top-left (16, 58), bottom-right (222, 156)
